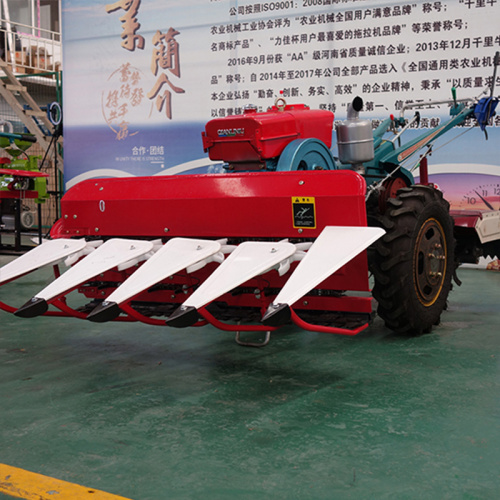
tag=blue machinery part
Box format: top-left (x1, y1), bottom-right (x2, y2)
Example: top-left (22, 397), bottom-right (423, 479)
top-left (276, 138), bottom-right (336, 171)
top-left (474, 97), bottom-right (498, 131)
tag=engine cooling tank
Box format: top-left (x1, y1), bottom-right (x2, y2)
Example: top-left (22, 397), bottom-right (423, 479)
top-left (337, 97), bottom-right (374, 166)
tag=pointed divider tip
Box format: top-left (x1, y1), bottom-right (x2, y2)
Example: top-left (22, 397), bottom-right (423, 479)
top-left (165, 305), bottom-right (200, 328)
top-left (261, 303), bottom-right (291, 327)
top-left (86, 301), bottom-right (122, 323)
top-left (14, 297), bottom-right (48, 318)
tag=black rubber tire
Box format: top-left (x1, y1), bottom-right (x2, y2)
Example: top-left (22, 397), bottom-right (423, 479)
top-left (369, 185), bottom-right (455, 335)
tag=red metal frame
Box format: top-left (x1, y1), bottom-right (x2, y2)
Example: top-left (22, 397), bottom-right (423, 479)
top-left (0, 169), bottom-right (49, 177)
top-left (0, 190), bottom-right (40, 200)
top-left (0, 169), bottom-right (49, 199)
top-left (451, 209), bottom-right (483, 228)
top-left (418, 156), bottom-right (429, 185)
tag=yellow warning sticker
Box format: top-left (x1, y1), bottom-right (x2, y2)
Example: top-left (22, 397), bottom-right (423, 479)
top-left (292, 196), bottom-right (316, 229)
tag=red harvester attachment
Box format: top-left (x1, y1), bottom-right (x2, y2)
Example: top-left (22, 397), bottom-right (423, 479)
top-left (1, 169), bottom-right (383, 340)
top-left (1, 101), bottom-right (389, 341)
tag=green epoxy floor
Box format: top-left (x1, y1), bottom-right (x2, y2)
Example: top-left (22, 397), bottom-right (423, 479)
top-left (1, 256), bottom-right (499, 499)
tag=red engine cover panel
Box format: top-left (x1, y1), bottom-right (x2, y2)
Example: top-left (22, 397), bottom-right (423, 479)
top-left (202, 104), bottom-right (334, 163)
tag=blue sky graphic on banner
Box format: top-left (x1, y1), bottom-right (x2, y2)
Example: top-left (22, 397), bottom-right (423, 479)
top-left (61, 0), bottom-right (500, 210)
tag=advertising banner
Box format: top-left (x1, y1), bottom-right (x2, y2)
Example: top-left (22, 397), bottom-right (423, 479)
top-left (62, 0), bottom-right (500, 214)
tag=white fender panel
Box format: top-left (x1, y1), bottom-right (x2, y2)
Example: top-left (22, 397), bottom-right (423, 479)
top-left (34, 238), bottom-right (153, 303)
top-left (475, 210), bottom-right (500, 244)
top-left (269, 226), bottom-right (385, 308)
top-left (0, 239), bottom-right (87, 285)
top-left (183, 241), bottom-right (297, 310)
top-left (105, 238), bottom-right (222, 306)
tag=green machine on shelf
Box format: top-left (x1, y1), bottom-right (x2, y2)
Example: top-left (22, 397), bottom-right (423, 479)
top-left (0, 130), bottom-right (49, 250)
top-left (0, 131), bottom-right (49, 204)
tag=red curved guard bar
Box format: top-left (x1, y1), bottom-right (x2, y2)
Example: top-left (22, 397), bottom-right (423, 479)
top-left (52, 298), bottom-right (136, 322)
top-left (290, 308), bottom-right (369, 336)
top-left (198, 307), bottom-right (278, 332)
top-left (0, 299), bottom-right (76, 317)
top-left (52, 298), bottom-right (89, 319)
top-left (120, 303), bottom-right (168, 326)
top-left (120, 303), bottom-right (209, 327)
top-left (0, 300), bottom-right (18, 314)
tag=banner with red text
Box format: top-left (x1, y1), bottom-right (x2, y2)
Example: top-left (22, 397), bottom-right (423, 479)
top-left (61, 0), bottom-right (500, 212)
